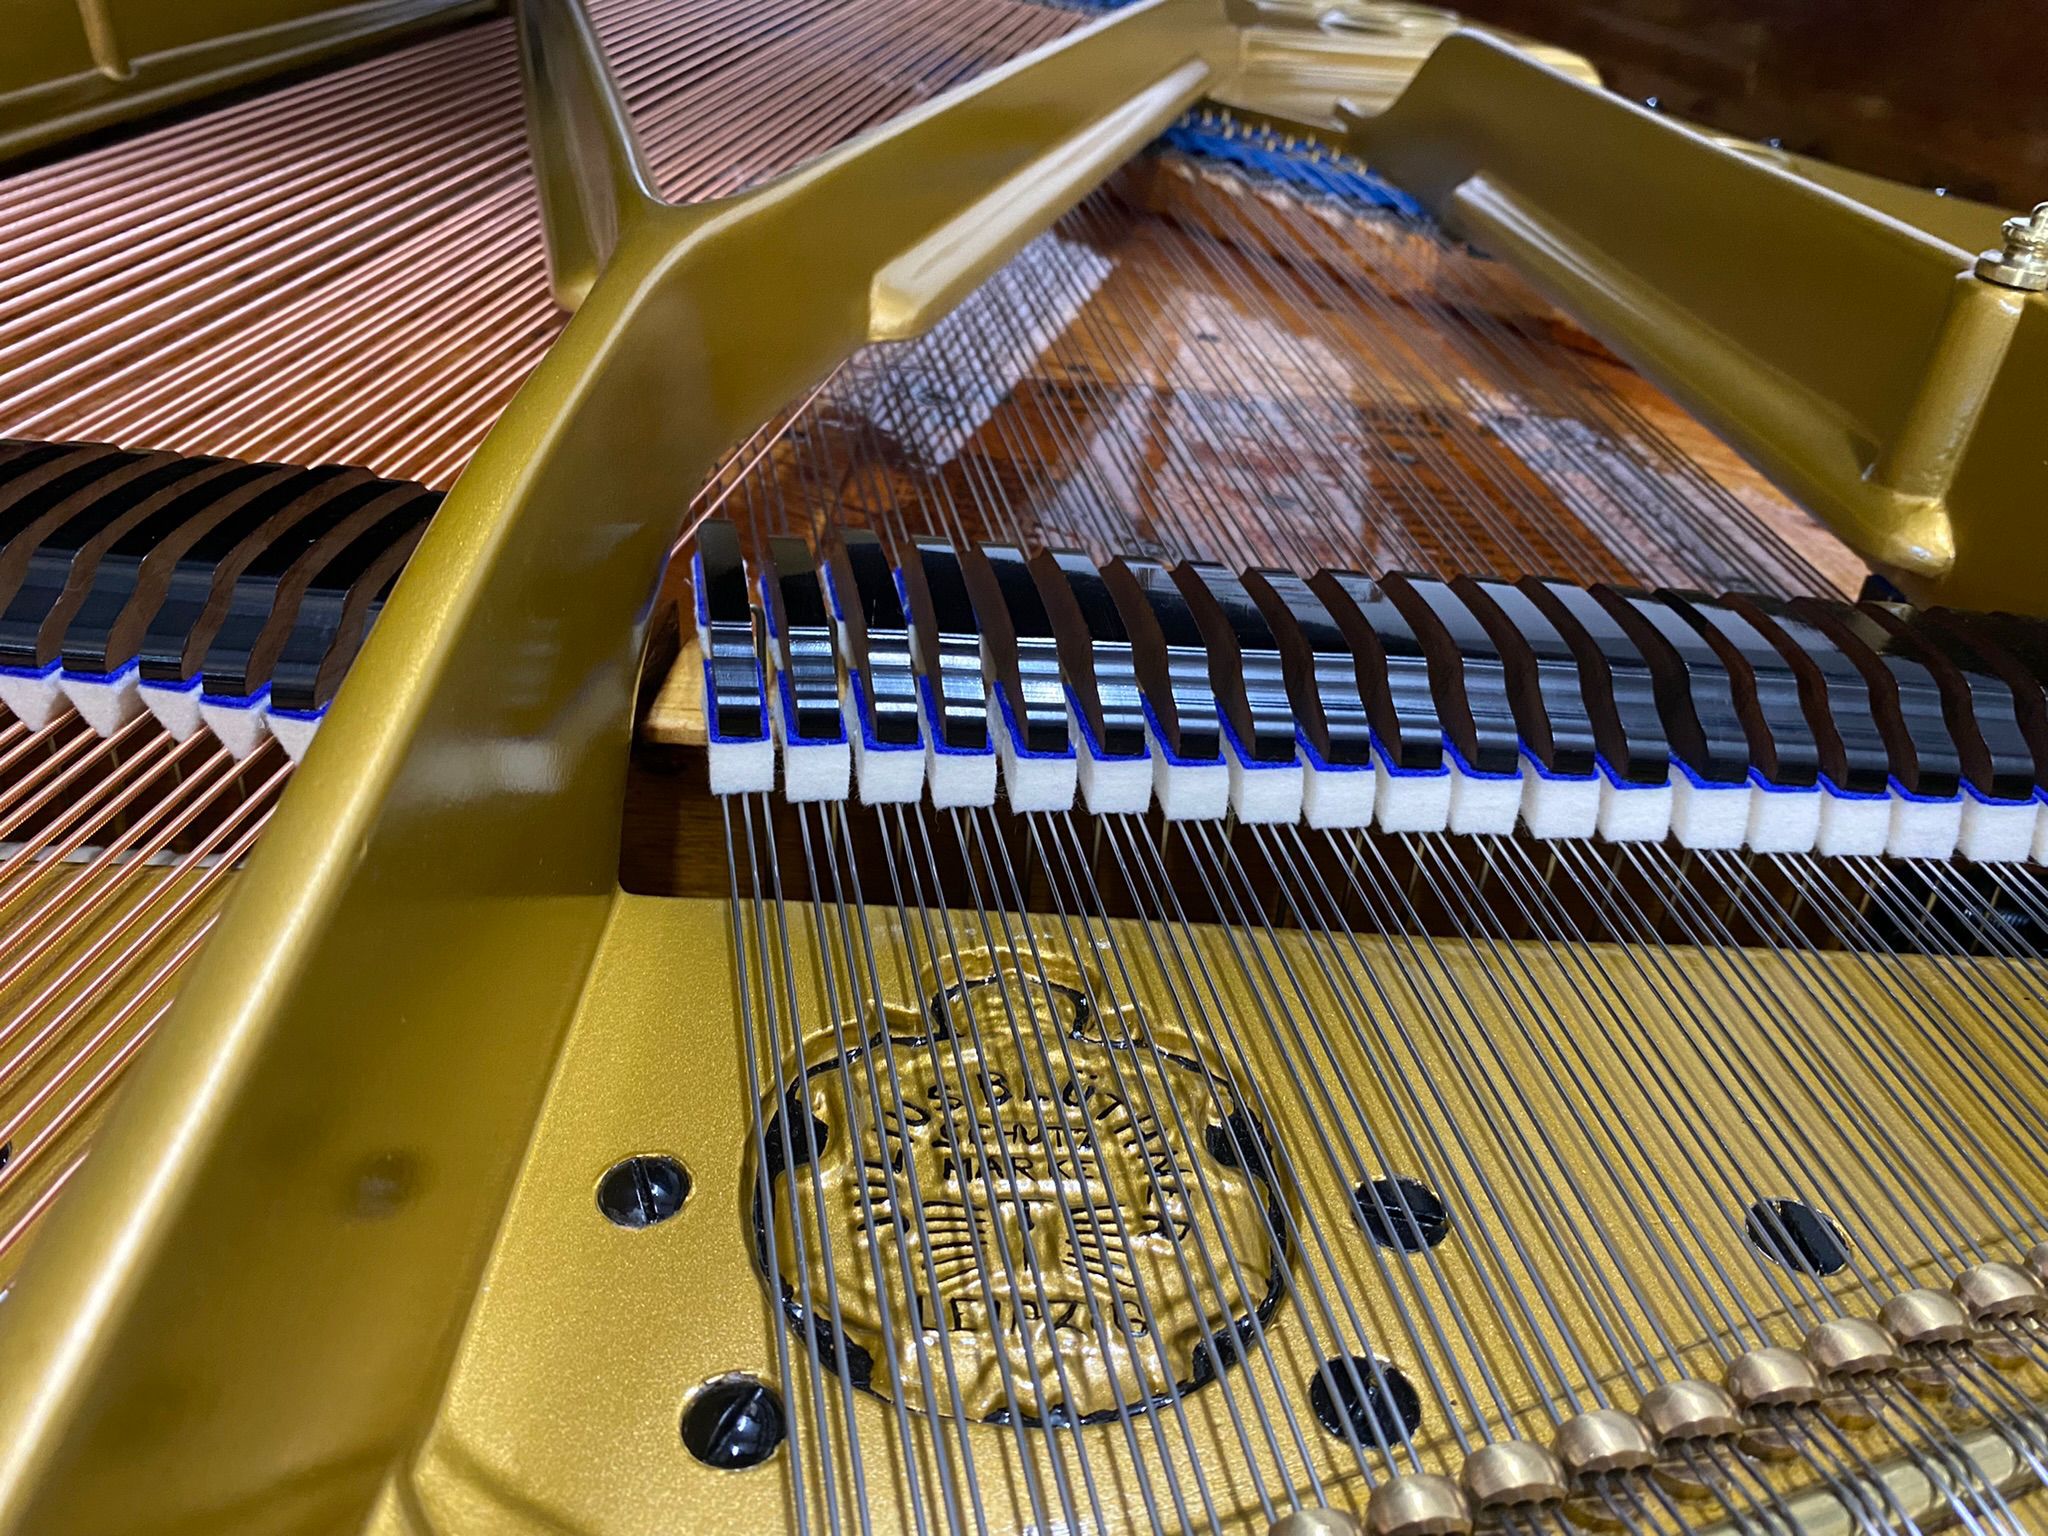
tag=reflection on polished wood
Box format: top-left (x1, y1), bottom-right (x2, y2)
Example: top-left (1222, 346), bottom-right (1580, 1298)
top-left (1456, 0), bottom-right (2048, 207)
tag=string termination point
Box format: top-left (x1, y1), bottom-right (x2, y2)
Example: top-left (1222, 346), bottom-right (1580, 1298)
top-left (1364, 1473), bottom-right (1470, 1536)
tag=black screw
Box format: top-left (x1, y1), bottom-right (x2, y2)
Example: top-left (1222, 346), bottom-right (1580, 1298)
top-left (598, 1155), bottom-right (690, 1228)
top-left (683, 1376), bottom-right (786, 1468)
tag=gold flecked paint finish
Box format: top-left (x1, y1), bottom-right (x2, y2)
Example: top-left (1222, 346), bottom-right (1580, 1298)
top-left (0, 7), bottom-right (1255, 1524)
top-left (761, 957), bottom-right (1283, 1428)
top-left (403, 889), bottom-right (2048, 1535)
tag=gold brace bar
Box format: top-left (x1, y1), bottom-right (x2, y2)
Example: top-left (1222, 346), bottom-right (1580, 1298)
top-left (1351, 32), bottom-right (2048, 614)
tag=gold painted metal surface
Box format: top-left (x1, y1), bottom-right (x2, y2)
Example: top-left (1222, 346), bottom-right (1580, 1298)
top-left (0, 0), bottom-right (493, 165)
top-left (0, 3), bottom-right (1581, 1466)
top-left (1351, 32), bottom-right (2048, 614)
top-left (402, 892), bottom-right (2048, 1535)
top-left (1216, 0), bottom-right (1597, 128)
top-left (762, 954), bottom-right (1283, 1426)
top-left (1729, 144), bottom-right (2015, 258)
top-left (513, 0), bottom-right (660, 310)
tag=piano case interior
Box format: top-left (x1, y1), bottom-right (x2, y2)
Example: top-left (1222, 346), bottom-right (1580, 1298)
top-left (1, 2), bottom-right (2047, 1535)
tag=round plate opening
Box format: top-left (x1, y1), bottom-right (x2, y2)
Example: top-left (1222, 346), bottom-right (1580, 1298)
top-left (1309, 1356), bottom-right (1423, 1447)
top-left (1353, 1175), bottom-right (1450, 1251)
top-left (1744, 1198), bottom-right (1848, 1276)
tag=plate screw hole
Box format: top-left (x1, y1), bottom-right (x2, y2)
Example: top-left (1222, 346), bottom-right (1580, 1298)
top-left (1744, 1197), bottom-right (1849, 1275)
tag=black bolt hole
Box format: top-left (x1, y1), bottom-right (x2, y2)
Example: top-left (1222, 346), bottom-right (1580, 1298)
top-left (1308, 1355), bottom-right (1422, 1447)
top-left (682, 1376), bottom-right (786, 1469)
top-left (1745, 1198), bottom-right (1849, 1276)
top-left (0, 1141), bottom-right (12, 1171)
top-left (597, 1155), bottom-right (690, 1229)
top-left (1353, 1175), bottom-right (1450, 1252)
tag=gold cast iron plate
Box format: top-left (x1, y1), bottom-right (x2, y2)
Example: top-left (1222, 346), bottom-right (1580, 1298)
top-left (391, 893), bottom-right (2048, 1535)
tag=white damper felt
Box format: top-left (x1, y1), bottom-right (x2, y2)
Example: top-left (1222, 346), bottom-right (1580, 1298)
top-left (1744, 777), bottom-right (1821, 855)
top-left (708, 735), bottom-right (775, 795)
top-left (771, 681), bottom-right (850, 804)
top-left (141, 677), bottom-right (204, 742)
top-left (1446, 749), bottom-right (1521, 836)
top-left (843, 690), bottom-right (924, 805)
top-left (0, 664), bottom-right (68, 732)
top-left (919, 676), bottom-right (996, 809)
top-left (1373, 747), bottom-right (1451, 835)
top-left (923, 720), bottom-right (997, 812)
top-left (1303, 756), bottom-right (1375, 830)
top-left (2034, 797), bottom-right (2048, 864)
top-left (199, 694), bottom-right (273, 760)
top-left (1146, 716), bottom-right (1228, 822)
top-left (1815, 781), bottom-right (1891, 857)
top-left (270, 711), bottom-right (322, 764)
top-left (1225, 726), bottom-right (1303, 825)
top-left (1073, 706), bottom-right (1150, 816)
top-left (781, 739), bottom-right (852, 803)
top-left (60, 665), bottom-right (145, 737)
top-left (1596, 766), bottom-right (1673, 844)
top-left (1957, 790), bottom-right (2035, 864)
top-left (925, 738), bottom-right (997, 809)
top-left (1668, 767), bottom-right (1750, 851)
top-left (1886, 786), bottom-right (1962, 861)
top-left (1518, 755), bottom-right (1598, 841)
top-left (990, 693), bottom-right (1075, 813)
